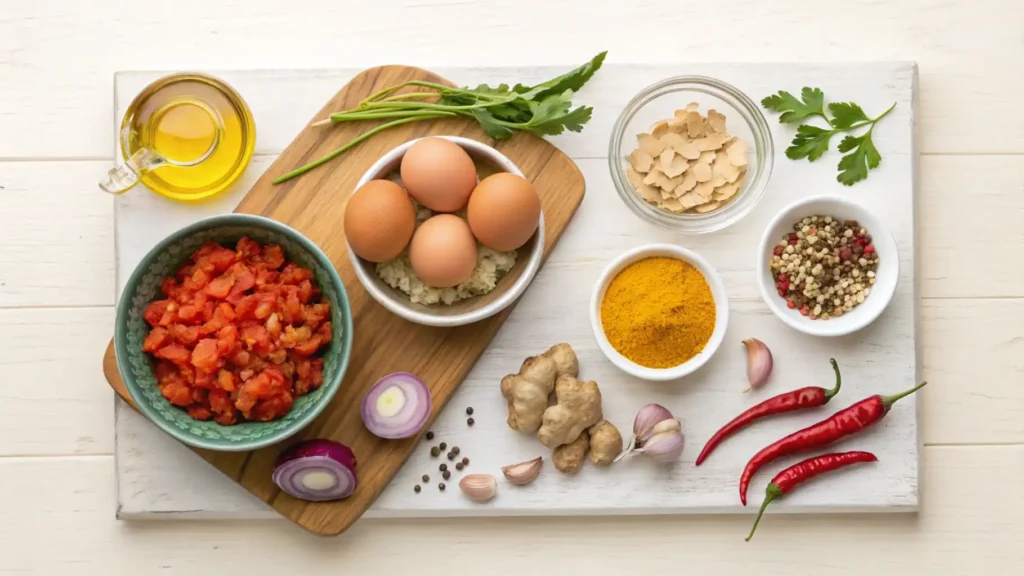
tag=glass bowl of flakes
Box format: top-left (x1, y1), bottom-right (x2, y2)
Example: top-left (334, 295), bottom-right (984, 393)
top-left (609, 76), bottom-right (774, 234)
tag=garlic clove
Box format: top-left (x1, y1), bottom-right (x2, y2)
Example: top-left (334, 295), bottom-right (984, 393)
top-left (459, 474), bottom-right (498, 502)
top-left (650, 418), bottom-right (681, 436)
top-left (636, 431), bottom-right (684, 463)
top-left (501, 457), bottom-right (543, 486)
top-left (633, 403), bottom-right (674, 442)
top-left (742, 338), bottom-right (773, 392)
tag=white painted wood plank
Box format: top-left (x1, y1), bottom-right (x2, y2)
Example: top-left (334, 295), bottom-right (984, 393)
top-left (3, 0), bottom-right (1023, 158)
top-left (0, 162), bottom-right (115, 307)
top-left (0, 308), bottom-right (114, 456)
top-left (6, 449), bottom-right (1024, 574)
top-left (112, 63), bottom-right (920, 518)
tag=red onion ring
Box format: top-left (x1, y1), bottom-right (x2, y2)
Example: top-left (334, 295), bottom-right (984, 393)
top-left (361, 372), bottom-right (431, 439)
top-left (272, 439), bottom-right (357, 502)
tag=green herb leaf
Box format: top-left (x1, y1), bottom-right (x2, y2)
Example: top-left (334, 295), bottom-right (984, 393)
top-left (828, 102), bottom-right (870, 130)
top-left (836, 133), bottom-right (881, 186)
top-left (514, 51), bottom-right (607, 101)
top-left (785, 125), bottom-right (835, 162)
top-left (469, 108), bottom-right (516, 140)
top-left (761, 87), bottom-right (828, 124)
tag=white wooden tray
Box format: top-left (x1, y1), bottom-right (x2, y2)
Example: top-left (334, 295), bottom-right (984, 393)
top-left (113, 63), bottom-right (919, 520)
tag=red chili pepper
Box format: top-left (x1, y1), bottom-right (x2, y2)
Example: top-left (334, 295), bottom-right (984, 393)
top-left (695, 359), bottom-right (842, 466)
top-left (745, 451), bottom-right (878, 541)
top-left (739, 381), bottom-right (926, 505)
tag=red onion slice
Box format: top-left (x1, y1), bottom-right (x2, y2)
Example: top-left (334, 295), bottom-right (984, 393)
top-left (272, 439), bottom-right (357, 502)
top-left (361, 372), bottom-right (431, 439)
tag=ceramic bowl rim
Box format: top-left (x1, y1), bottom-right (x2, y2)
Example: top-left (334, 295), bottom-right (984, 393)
top-left (589, 244), bottom-right (730, 381)
top-left (755, 195), bottom-right (900, 337)
top-left (114, 213), bottom-right (354, 451)
top-left (347, 135), bottom-right (545, 327)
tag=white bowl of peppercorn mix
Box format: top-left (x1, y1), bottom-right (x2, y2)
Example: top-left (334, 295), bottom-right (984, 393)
top-left (757, 196), bottom-right (899, 337)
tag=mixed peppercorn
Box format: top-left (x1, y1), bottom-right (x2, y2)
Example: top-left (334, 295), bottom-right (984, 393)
top-left (769, 216), bottom-right (879, 320)
top-left (414, 407), bottom-right (476, 493)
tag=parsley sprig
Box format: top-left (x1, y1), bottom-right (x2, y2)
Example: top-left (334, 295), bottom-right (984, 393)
top-left (762, 88), bottom-right (895, 186)
top-left (273, 52), bottom-right (607, 184)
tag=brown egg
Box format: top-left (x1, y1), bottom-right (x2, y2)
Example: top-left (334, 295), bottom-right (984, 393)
top-left (344, 179), bottom-right (416, 263)
top-left (400, 138), bottom-right (478, 212)
top-left (408, 214), bottom-right (478, 288)
top-left (466, 172), bottom-right (541, 251)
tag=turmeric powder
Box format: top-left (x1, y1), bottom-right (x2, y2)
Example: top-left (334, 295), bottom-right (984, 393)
top-left (600, 257), bottom-right (715, 369)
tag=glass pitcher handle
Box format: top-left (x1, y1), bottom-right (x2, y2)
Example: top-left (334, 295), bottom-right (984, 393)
top-left (99, 147), bottom-right (166, 195)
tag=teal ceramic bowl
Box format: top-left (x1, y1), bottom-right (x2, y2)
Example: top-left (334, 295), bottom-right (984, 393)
top-left (115, 214), bottom-right (353, 452)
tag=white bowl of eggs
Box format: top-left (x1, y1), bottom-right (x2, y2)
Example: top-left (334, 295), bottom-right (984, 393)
top-left (344, 136), bottom-right (545, 327)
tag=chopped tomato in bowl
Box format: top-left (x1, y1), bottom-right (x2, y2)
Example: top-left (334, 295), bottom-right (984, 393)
top-left (115, 214), bottom-right (352, 452)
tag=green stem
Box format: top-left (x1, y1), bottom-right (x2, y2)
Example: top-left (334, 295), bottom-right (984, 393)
top-left (271, 115), bottom-right (444, 184)
top-left (328, 109), bottom-right (457, 122)
top-left (817, 110), bottom-right (835, 129)
top-left (880, 381), bottom-right (927, 410)
top-left (823, 358), bottom-right (842, 401)
top-left (746, 484), bottom-right (782, 542)
top-left (872, 101), bottom-right (897, 123)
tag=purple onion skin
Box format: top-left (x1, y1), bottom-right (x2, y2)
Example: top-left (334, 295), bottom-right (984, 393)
top-left (275, 439), bottom-right (357, 472)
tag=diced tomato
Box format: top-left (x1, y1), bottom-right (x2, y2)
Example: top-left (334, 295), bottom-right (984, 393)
top-left (217, 324), bottom-right (239, 356)
top-left (250, 392), bottom-right (294, 421)
top-left (225, 262), bottom-right (256, 304)
top-left (204, 274), bottom-right (235, 299)
top-left (241, 325), bottom-right (271, 353)
top-left (262, 245), bottom-right (286, 270)
top-left (228, 349), bottom-right (250, 367)
top-left (216, 369), bottom-right (237, 393)
top-left (177, 304), bottom-right (199, 322)
top-left (292, 335), bottom-right (323, 357)
top-left (168, 324), bottom-right (200, 345)
top-left (296, 280), bottom-right (314, 304)
top-left (193, 369), bottom-right (214, 390)
top-left (160, 379), bottom-right (193, 407)
top-left (214, 410), bottom-right (238, 426)
top-left (191, 387), bottom-right (209, 405)
top-left (190, 338), bottom-right (221, 373)
top-left (209, 389), bottom-right (233, 415)
top-left (302, 302), bottom-right (330, 330)
top-left (316, 321), bottom-right (332, 344)
top-left (161, 277), bottom-right (186, 303)
top-left (255, 268), bottom-right (279, 288)
top-left (154, 343), bottom-right (190, 365)
top-left (185, 267), bottom-right (211, 291)
top-left (201, 302), bottom-right (236, 335)
top-left (236, 237), bottom-right (261, 261)
top-left (192, 242), bottom-right (220, 262)
top-left (143, 300), bottom-right (172, 327)
top-left (192, 290), bottom-right (208, 312)
top-left (142, 327), bottom-right (171, 352)
top-left (187, 405), bottom-right (213, 420)
top-left (206, 246), bottom-right (238, 273)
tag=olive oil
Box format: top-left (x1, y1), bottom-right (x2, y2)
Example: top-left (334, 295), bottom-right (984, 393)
top-left (105, 73), bottom-right (255, 201)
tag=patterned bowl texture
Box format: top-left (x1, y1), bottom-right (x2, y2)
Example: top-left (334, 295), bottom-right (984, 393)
top-left (114, 214), bottom-right (353, 452)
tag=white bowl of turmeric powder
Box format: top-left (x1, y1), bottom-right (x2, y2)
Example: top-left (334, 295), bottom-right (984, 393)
top-left (590, 244), bottom-right (729, 381)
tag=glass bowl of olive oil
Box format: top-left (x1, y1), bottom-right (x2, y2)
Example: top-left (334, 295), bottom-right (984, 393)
top-left (102, 72), bottom-right (256, 202)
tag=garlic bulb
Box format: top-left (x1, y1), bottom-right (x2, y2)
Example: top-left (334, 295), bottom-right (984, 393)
top-left (742, 338), bottom-right (773, 392)
top-left (614, 404), bottom-right (684, 464)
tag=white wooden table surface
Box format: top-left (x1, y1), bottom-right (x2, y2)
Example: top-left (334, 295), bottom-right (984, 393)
top-left (1, 1), bottom-right (1022, 573)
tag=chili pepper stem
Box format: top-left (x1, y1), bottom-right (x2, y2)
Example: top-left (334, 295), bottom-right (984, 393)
top-left (746, 484), bottom-right (783, 542)
top-left (823, 358), bottom-right (842, 401)
top-left (880, 381), bottom-right (927, 410)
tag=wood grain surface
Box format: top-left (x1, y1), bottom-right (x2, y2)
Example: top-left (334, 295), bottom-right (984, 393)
top-left (101, 65), bottom-right (585, 535)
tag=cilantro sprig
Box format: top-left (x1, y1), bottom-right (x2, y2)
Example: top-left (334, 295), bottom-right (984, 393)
top-left (273, 52), bottom-right (607, 184)
top-left (762, 88), bottom-right (895, 186)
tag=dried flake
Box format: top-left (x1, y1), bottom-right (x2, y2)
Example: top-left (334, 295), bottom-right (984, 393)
top-left (630, 150), bottom-right (655, 173)
top-left (677, 141), bottom-right (701, 160)
top-left (713, 183), bottom-right (739, 201)
top-left (691, 162), bottom-right (713, 183)
top-left (710, 173), bottom-right (727, 188)
top-left (675, 171), bottom-right (698, 194)
top-left (660, 187), bottom-right (675, 200)
top-left (651, 120), bottom-right (671, 139)
top-left (713, 155), bottom-right (741, 184)
top-left (679, 191), bottom-right (702, 209)
top-left (694, 180), bottom-right (716, 200)
top-left (685, 102), bottom-right (700, 112)
top-left (662, 155), bottom-right (689, 178)
top-left (726, 139), bottom-right (749, 167)
top-left (638, 133), bottom-right (666, 157)
top-left (697, 150), bottom-right (717, 165)
top-left (659, 148), bottom-right (676, 171)
top-left (707, 109), bottom-right (727, 133)
top-left (644, 168), bottom-right (681, 191)
top-left (694, 202), bottom-right (721, 213)
top-left (660, 197), bottom-right (685, 213)
top-left (659, 132), bottom-right (688, 152)
top-left (686, 112), bottom-right (705, 138)
top-left (627, 167), bottom-right (662, 203)
top-left (667, 119), bottom-right (687, 133)
top-left (699, 133), bottom-right (729, 151)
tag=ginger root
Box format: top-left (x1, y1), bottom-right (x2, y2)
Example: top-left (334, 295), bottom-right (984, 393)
top-left (587, 419), bottom-right (623, 466)
top-left (501, 343), bottom-right (578, 433)
top-left (537, 374), bottom-right (603, 449)
top-left (552, 430), bottom-right (589, 474)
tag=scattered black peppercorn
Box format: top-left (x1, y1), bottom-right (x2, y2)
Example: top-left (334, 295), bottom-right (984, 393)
top-left (439, 442), bottom-right (447, 450)
top-left (439, 483), bottom-right (446, 491)
top-left (447, 452), bottom-right (456, 461)
top-left (467, 417), bottom-right (475, 426)
top-left (455, 462), bottom-right (464, 471)
top-left (442, 470), bottom-right (451, 480)
top-left (430, 447), bottom-right (440, 457)
top-left (425, 431), bottom-right (435, 440)
top-left (462, 457), bottom-right (469, 465)
top-left (452, 446), bottom-right (461, 456)
top-left (439, 463), bottom-right (448, 472)
top-left (466, 407), bottom-right (474, 415)
top-left (422, 474), bottom-right (430, 482)
top-left (414, 485), bottom-right (421, 493)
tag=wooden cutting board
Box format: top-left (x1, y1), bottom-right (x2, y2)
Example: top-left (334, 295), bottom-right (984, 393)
top-left (102, 65), bottom-right (585, 536)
